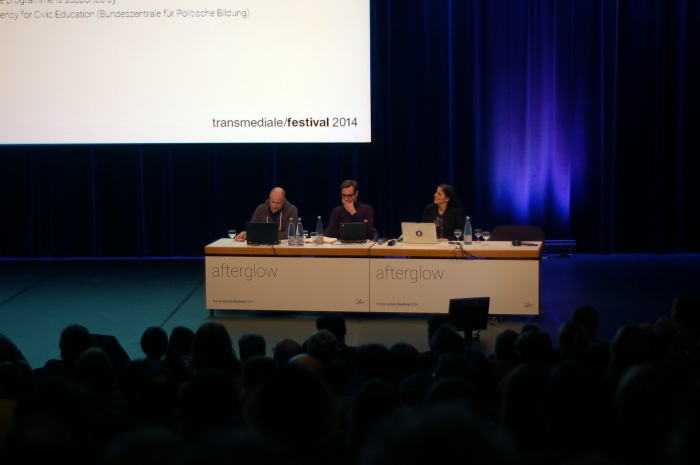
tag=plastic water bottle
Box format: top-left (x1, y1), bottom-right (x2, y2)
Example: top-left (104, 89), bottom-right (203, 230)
top-left (296, 218), bottom-right (304, 246)
top-left (463, 216), bottom-right (472, 245)
top-left (288, 219), bottom-right (296, 246)
top-left (315, 216), bottom-right (324, 245)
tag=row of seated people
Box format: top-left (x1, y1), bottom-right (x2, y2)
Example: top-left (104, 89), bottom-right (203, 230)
top-left (1, 294), bottom-right (700, 465)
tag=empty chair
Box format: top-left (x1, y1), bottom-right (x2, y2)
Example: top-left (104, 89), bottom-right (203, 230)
top-left (489, 225), bottom-right (544, 242)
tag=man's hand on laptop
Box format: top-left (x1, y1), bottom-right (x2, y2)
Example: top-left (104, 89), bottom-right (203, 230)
top-left (234, 231), bottom-right (247, 242)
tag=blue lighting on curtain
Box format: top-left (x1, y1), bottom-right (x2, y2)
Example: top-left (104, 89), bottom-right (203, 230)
top-left (487, 1), bottom-right (573, 229)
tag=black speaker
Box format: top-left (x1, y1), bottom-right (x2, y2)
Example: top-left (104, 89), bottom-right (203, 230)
top-left (93, 334), bottom-right (131, 374)
top-left (448, 297), bottom-right (490, 340)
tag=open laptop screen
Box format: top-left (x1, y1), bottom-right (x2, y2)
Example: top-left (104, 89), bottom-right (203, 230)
top-left (340, 222), bottom-right (367, 243)
top-left (401, 222), bottom-right (439, 244)
top-left (246, 222), bottom-right (280, 245)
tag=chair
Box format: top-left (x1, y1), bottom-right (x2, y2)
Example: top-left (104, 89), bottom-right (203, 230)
top-left (489, 225), bottom-right (544, 242)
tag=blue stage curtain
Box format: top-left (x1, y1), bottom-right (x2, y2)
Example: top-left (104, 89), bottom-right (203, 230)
top-left (1, 0), bottom-right (698, 257)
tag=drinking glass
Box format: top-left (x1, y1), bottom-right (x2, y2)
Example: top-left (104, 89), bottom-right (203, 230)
top-left (474, 229), bottom-right (483, 244)
top-left (482, 230), bottom-right (490, 245)
top-left (453, 229), bottom-right (462, 241)
top-left (228, 229), bottom-right (236, 244)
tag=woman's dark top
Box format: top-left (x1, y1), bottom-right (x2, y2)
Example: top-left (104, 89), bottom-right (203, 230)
top-left (421, 204), bottom-right (466, 239)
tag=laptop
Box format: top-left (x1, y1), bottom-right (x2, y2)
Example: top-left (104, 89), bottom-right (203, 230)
top-left (401, 222), bottom-right (439, 244)
top-left (246, 222), bottom-right (280, 245)
top-left (340, 222), bottom-right (367, 243)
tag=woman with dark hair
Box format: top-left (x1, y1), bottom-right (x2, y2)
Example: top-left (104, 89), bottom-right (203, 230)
top-left (421, 184), bottom-right (466, 240)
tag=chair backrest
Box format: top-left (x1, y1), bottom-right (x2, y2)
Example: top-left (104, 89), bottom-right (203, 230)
top-left (489, 225), bottom-right (544, 242)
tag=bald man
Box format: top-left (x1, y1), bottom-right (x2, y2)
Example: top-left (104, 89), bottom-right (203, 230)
top-left (235, 187), bottom-right (299, 241)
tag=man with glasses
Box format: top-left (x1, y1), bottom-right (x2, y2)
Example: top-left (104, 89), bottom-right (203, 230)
top-left (324, 179), bottom-right (378, 239)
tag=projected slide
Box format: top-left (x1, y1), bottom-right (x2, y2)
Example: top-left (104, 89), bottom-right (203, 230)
top-left (0, 0), bottom-right (371, 144)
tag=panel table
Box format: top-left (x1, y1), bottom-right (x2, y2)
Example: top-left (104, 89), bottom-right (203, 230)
top-left (205, 239), bottom-right (374, 313)
top-left (368, 241), bottom-right (542, 315)
top-left (204, 239), bottom-right (543, 315)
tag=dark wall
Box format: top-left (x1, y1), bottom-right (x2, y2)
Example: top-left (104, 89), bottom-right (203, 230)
top-left (1, 0), bottom-right (699, 257)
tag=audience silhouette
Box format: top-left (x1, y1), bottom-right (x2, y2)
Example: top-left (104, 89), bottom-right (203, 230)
top-left (2, 294), bottom-right (700, 465)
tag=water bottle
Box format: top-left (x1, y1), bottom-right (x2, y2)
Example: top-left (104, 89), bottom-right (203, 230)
top-left (315, 216), bottom-right (324, 245)
top-left (287, 218), bottom-right (296, 246)
top-left (463, 216), bottom-right (472, 245)
top-left (296, 218), bottom-right (304, 246)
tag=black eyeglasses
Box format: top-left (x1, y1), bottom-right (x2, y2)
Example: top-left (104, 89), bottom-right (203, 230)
top-left (341, 192), bottom-right (357, 199)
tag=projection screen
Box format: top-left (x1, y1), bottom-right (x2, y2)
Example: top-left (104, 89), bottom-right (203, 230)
top-left (0, 0), bottom-right (371, 144)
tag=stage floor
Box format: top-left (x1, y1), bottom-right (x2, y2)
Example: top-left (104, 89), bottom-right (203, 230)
top-left (1, 253), bottom-right (698, 369)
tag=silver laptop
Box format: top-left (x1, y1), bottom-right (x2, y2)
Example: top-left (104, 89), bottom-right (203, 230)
top-left (401, 222), bottom-right (439, 244)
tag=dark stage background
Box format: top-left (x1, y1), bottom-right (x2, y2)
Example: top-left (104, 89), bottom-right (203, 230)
top-left (1, 0), bottom-right (699, 258)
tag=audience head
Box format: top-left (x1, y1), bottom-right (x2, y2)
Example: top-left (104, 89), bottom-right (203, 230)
top-left (316, 313), bottom-right (348, 346)
top-left (165, 326), bottom-right (194, 360)
top-left (179, 368), bottom-right (239, 430)
top-left (616, 364), bottom-right (674, 435)
top-left (0, 415), bottom-right (75, 465)
top-left (426, 313), bottom-right (452, 339)
top-left (426, 376), bottom-right (480, 412)
top-left (671, 294), bottom-right (700, 330)
top-left (657, 317), bottom-right (680, 333)
top-left (0, 334), bottom-right (20, 364)
top-left (655, 317), bottom-right (688, 359)
top-left (521, 323), bottom-right (541, 333)
top-left (287, 354), bottom-right (322, 377)
top-left (557, 321), bottom-right (589, 359)
top-left (191, 322), bottom-right (241, 377)
top-left (181, 428), bottom-right (289, 465)
top-left (434, 352), bottom-right (475, 380)
top-left (514, 329), bottom-right (552, 365)
top-left (12, 376), bottom-right (92, 457)
top-left (58, 324), bottom-right (96, 374)
top-left (350, 379), bottom-right (399, 453)
top-left (238, 332), bottom-right (266, 363)
top-left (73, 347), bottom-right (114, 400)
top-left (500, 363), bottom-right (551, 454)
top-left (243, 365), bottom-right (337, 454)
top-left (242, 356), bottom-right (280, 393)
top-left (306, 330), bottom-right (338, 365)
top-left (666, 377), bottom-right (700, 465)
top-left (493, 329), bottom-right (519, 363)
top-left (272, 338), bottom-right (303, 365)
top-left (140, 326), bottom-right (168, 361)
top-left (117, 358), bottom-right (161, 412)
top-left (353, 344), bottom-right (392, 383)
top-left (609, 325), bottom-right (650, 377)
top-left (389, 342), bottom-right (422, 374)
top-left (429, 324), bottom-right (464, 357)
top-left (432, 352), bottom-right (491, 417)
top-left (99, 426), bottom-right (182, 465)
top-left (360, 403), bottom-right (515, 465)
top-left (543, 359), bottom-right (618, 458)
top-left (137, 367), bottom-right (179, 419)
top-left (0, 360), bottom-right (33, 401)
top-left (571, 305), bottom-right (600, 341)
